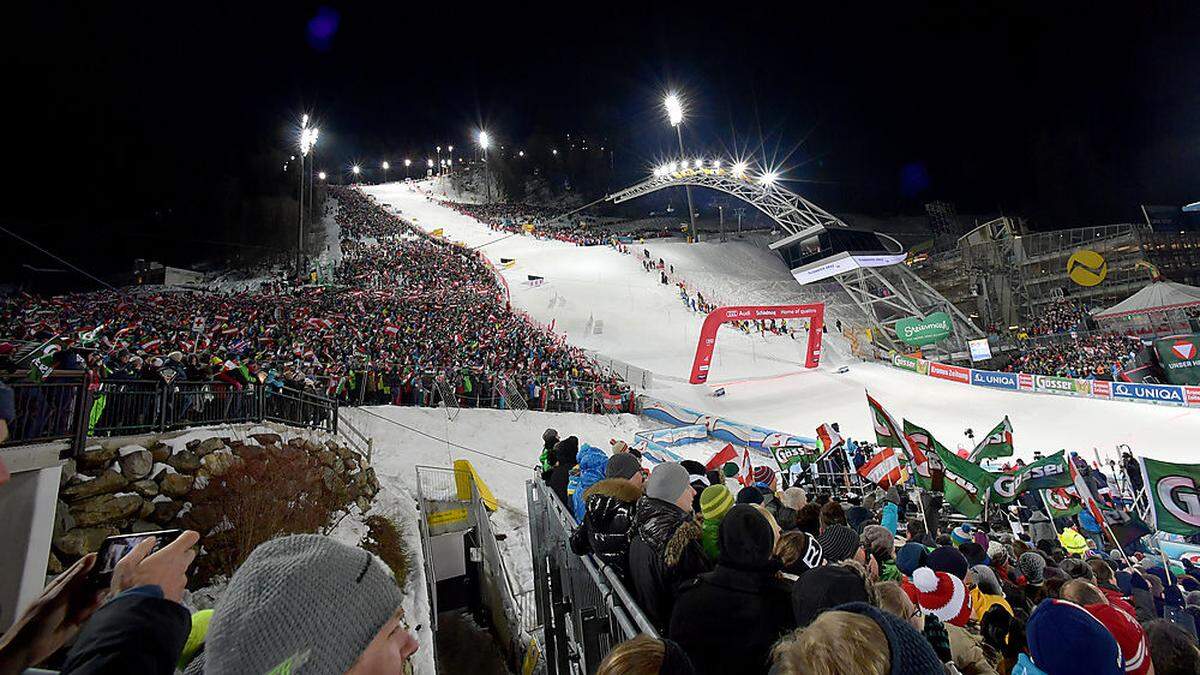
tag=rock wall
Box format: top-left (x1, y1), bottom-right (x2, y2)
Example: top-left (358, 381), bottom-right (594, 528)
top-left (51, 425), bottom-right (379, 574)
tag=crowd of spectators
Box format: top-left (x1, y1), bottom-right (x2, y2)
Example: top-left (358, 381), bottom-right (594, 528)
top-left (1004, 333), bottom-right (1141, 380)
top-left (442, 199), bottom-right (674, 247)
top-left (0, 186), bottom-right (628, 421)
top-left (1025, 299), bottom-right (1092, 337)
top-left (541, 433), bottom-right (1200, 675)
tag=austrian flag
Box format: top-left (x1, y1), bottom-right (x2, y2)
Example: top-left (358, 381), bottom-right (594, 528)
top-left (859, 447), bottom-right (903, 488)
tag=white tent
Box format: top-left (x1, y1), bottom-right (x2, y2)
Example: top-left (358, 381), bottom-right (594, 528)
top-left (1093, 281), bottom-right (1200, 320)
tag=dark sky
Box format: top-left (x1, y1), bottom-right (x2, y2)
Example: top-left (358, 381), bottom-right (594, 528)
top-left (4, 3), bottom-right (1200, 282)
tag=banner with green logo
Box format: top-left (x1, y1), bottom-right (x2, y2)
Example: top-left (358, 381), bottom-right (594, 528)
top-left (988, 451), bottom-right (1072, 504)
top-left (895, 312), bottom-right (953, 346)
top-left (1033, 374), bottom-right (1080, 396)
top-left (903, 419), bottom-right (948, 492)
top-left (771, 443), bottom-right (819, 471)
top-left (1140, 456), bottom-right (1200, 535)
top-left (934, 444), bottom-right (998, 518)
top-left (893, 354), bottom-right (929, 374)
top-left (1043, 487), bottom-right (1083, 519)
top-left (1155, 335), bottom-right (1200, 386)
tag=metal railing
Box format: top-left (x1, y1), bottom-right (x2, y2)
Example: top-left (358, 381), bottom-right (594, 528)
top-left (527, 475), bottom-right (656, 675)
top-left (2, 379), bottom-right (89, 451)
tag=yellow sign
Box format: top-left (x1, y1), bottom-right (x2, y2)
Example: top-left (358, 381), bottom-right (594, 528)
top-left (426, 508), bottom-right (468, 527)
top-left (1067, 249), bottom-right (1107, 287)
top-left (522, 223), bottom-right (535, 233)
top-left (430, 228), bottom-right (444, 237)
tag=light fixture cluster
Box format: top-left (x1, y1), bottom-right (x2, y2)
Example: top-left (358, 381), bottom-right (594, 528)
top-left (651, 158), bottom-right (772, 184)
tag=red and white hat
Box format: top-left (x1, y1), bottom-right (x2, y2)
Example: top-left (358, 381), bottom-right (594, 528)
top-left (912, 566), bottom-right (971, 627)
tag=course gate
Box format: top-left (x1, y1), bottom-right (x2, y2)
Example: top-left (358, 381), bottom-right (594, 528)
top-left (689, 304), bottom-right (825, 384)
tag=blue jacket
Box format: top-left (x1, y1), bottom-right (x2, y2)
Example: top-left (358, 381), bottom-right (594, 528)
top-left (881, 502), bottom-right (899, 535)
top-left (572, 444), bottom-right (609, 521)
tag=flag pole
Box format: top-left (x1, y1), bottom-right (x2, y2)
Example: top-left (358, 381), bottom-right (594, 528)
top-left (1100, 516), bottom-right (1135, 569)
top-left (1038, 490), bottom-right (1061, 537)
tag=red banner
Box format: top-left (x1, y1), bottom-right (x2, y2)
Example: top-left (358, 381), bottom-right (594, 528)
top-left (928, 362), bottom-right (970, 384)
top-left (1092, 380), bottom-right (1112, 399)
top-left (1187, 387), bottom-right (1200, 406)
top-left (689, 304), bottom-right (825, 384)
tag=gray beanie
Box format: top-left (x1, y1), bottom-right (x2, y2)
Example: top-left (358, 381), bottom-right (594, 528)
top-left (969, 564), bottom-right (1004, 596)
top-left (645, 462), bottom-right (690, 503)
top-left (204, 534), bottom-right (403, 674)
top-left (605, 452), bottom-right (642, 480)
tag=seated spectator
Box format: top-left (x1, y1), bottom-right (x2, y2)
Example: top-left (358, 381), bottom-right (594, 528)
top-left (1024, 598), bottom-right (1124, 675)
top-left (770, 603), bottom-right (943, 674)
top-left (1144, 618), bottom-right (1200, 675)
top-left (628, 463), bottom-right (710, 630)
top-left (775, 531), bottom-right (824, 580)
top-left (669, 505), bottom-right (794, 675)
top-left (699, 484), bottom-right (734, 562)
top-left (595, 634), bottom-right (695, 675)
top-left (570, 452), bottom-right (645, 580)
top-left (791, 562), bottom-right (874, 627)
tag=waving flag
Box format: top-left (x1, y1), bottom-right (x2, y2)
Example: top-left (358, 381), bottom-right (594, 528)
top-left (934, 443), bottom-right (998, 518)
top-left (859, 447), bottom-right (903, 488)
top-left (866, 391), bottom-right (916, 460)
top-left (816, 423), bottom-right (844, 453)
top-left (1068, 453), bottom-right (1107, 529)
top-left (705, 443), bottom-right (738, 472)
top-left (903, 420), bottom-right (947, 492)
top-left (737, 447), bottom-right (754, 487)
top-left (967, 416), bottom-right (1014, 462)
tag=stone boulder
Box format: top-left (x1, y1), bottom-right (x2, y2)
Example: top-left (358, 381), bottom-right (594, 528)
top-left (317, 449), bottom-right (337, 469)
top-left (250, 432), bottom-right (281, 447)
top-left (76, 445), bottom-right (118, 472)
top-left (118, 448), bottom-right (154, 481)
top-left (194, 437), bottom-right (226, 457)
top-left (159, 473), bottom-right (194, 499)
top-left (234, 444), bottom-right (265, 463)
top-left (69, 493), bottom-right (144, 528)
top-left (61, 470), bottom-right (128, 502)
top-left (59, 458), bottom-right (77, 488)
top-left (131, 479), bottom-right (159, 498)
top-left (166, 450), bottom-right (201, 473)
top-left (185, 438), bottom-right (202, 451)
top-left (54, 526), bottom-right (119, 557)
top-left (149, 499), bottom-right (184, 525)
top-left (54, 499), bottom-right (75, 539)
top-left (201, 450), bottom-right (236, 477)
top-left (148, 441), bottom-right (171, 464)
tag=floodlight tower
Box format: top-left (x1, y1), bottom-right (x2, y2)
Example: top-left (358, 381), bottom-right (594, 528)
top-left (664, 92), bottom-right (698, 243)
top-left (478, 130), bottom-right (492, 203)
top-left (296, 115), bottom-right (319, 278)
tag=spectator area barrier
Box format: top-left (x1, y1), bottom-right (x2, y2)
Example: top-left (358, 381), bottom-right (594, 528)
top-left (886, 353), bottom-right (1200, 408)
top-left (637, 395), bottom-right (816, 461)
top-left (527, 475), bottom-right (656, 675)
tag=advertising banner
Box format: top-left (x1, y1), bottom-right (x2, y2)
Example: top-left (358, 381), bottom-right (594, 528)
top-left (1018, 373), bottom-right (1034, 391)
top-left (1154, 335), bottom-right (1200, 385)
top-left (928, 362), bottom-right (970, 384)
top-left (1140, 457), bottom-right (1200, 535)
top-left (1112, 382), bottom-right (1186, 405)
top-left (690, 303), bottom-right (824, 383)
top-left (968, 338), bottom-right (993, 362)
top-left (1187, 387), bottom-right (1200, 406)
top-left (1091, 380), bottom-right (1112, 399)
top-left (896, 312), bottom-right (954, 346)
top-left (970, 370), bottom-right (1018, 390)
top-left (1033, 374), bottom-right (1079, 396)
top-left (893, 354), bottom-right (929, 374)
top-left (989, 451), bottom-right (1072, 504)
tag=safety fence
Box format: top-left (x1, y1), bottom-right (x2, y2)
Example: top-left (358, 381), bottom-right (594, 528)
top-left (1, 375), bottom-right (339, 457)
top-left (527, 474), bottom-right (656, 675)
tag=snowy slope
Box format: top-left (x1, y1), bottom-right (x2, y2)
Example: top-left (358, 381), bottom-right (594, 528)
top-left (361, 181), bottom-right (1199, 463)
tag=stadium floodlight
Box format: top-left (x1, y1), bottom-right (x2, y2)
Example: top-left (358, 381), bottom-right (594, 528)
top-left (759, 170), bottom-right (778, 186)
top-left (351, 165), bottom-right (360, 174)
top-left (693, 159), bottom-right (702, 169)
top-left (712, 160), bottom-right (721, 169)
top-left (664, 92), bottom-right (684, 127)
top-left (426, 158), bottom-right (433, 168)
top-left (404, 158), bottom-right (412, 167)
top-left (477, 130), bottom-right (491, 151)
top-left (552, 149), bottom-right (558, 155)
top-left (318, 171), bottom-right (326, 180)
top-left (518, 150), bottom-right (524, 157)
top-left (437, 145), bottom-right (441, 153)
top-left (448, 145), bottom-right (454, 153)
top-left (302, 113), bottom-right (309, 127)
top-left (382, 161), bottom-right (390, 170)
top-left (732, 161), bottom-right (748, 177)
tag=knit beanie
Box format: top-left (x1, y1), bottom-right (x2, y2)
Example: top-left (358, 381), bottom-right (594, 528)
top-left (1019, 551), bottom-right (1047, 585)
top-left (950, 524), bottom-right (974, 546)
top-left (700, 484), bottom-right (734, 521)
top-left (681, 460), bottom-right (708, 483)
top-left (911, 566), bottom-right (971, 627)
top-left (722, 461), bottom-right (739, 478)
top-left (736, 486), bottom-right (764, 505)
top-left (862, 524), bottom-right (895, 559)
top-left (987, 541), bottom-right (1008, 565)
top-left (959, 541), bottom-right (987, 567)
top-left (645, 462), bottom-right (690, 503)
top-left (1084, 603), bottom-right (1151, 675)
top-left (969, 564), bottom-right (1004, 596)
top-left (204, 534), bottom-right (403, 675)
top-left (1027, 599), bottom-right (1124, 675)
top-left (780, 487), bottom-right (807, 511)
top-left (928, 545), bottom-right (969, 580)
top-left (605, 452), bottom-right (642, 480)
top-left (896, 542), bottom-right (928, 577)
top-left (835, 602), bottom-right (944, 675)
top-left (792, 565), bottom-right (870, 626)
top-left (781, 532), bottom-right (824, 576)
top-left (752, 464), bottom-right (776, 488)
top-left (543, 428), bottom-right (559, 443)
top-left (973, 530), bottom-right (990, 552)
top-left (718, 505), bottom-right (777, 571)
top-left (818, 524), bottom-right (861, 563)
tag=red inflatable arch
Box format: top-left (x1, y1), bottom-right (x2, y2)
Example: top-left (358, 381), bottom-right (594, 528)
top-left (689, 304), bottom-right (825, 384)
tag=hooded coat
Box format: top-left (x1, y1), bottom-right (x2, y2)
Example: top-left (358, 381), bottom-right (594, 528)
top-left (569, 477), bottom-right (642, 579)
top-left (546, 436), bottom-right (579, 511)
top-left (571, 444), bottom-right (609, 522)
top-left (669, 506), bottom-right (794, 675)
top-left (628, 496), bottom-right (711, 631)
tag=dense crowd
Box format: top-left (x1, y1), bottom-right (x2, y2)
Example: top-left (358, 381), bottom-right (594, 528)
top-left (538, 430), bottom-right (1200, 675)
top-left (1005, 333), bottom-right (1141, 380)
top-left (442, 199), bottom-right (674, 247)
top-left (1025, 299), bottom-right (1091, 337)
top-left (0, 186), bottom-right (627, 418)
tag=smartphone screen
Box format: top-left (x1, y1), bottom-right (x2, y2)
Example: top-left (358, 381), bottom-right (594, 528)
top-left (92, 529), bottom-right (183, 588)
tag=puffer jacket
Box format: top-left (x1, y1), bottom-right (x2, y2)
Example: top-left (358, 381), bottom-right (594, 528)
top-left (569, 478), bottom-right (642, 579)
top-left (947, 623), bottom-right (999, 675)
top-left (572, 444), bottom-right (609, 522)
top-left (627, 496), bottom-right (711, 630)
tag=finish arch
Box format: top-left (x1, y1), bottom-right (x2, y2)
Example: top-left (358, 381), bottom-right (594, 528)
top-left (690, 304), bottom-right (825, 384)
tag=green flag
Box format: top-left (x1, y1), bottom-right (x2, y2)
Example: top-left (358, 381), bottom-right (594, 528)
top-left (988, 451), bottom-right (1073, 504)
top-left (967, 416), bottom-right (1014, 462)
top-left (1043, 487), bottom-right (1083, 519)
top-left (902, 420), bottom-right (948, 492)
top-left (1140, 457), bottom-right (1200, 536)
top-left (934, 444), bottom-right (998, 519)
top-left (771, 443), bottom-right (818, 472)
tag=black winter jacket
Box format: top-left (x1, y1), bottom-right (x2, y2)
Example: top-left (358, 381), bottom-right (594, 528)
top-left (61, 589), bottom-right (191, 675)
top-left (627, 497), bottom-right (711, 631)
top-left (669, 566), bottom-right (795, 675)
top-left (569, 478), bottom-right (642, 579)
top-left (547, 465), bottom-right (574, 514)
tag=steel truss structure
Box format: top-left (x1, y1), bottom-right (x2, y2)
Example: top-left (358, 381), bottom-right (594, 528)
top-left (603, 166), bottom-right (984, 358)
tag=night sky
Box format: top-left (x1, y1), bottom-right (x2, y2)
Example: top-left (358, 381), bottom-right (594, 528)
top-left (4, 3), bottom-right (1200, 285)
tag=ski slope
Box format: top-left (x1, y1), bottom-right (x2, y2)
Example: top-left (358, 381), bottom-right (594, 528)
top-left (362, 181), bottom-right (1200, 465)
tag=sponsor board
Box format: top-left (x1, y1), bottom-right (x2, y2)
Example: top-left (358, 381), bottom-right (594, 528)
top-left (892, 354), bottom-right (929, 374)
top-left (928, 362), bottom-right (970, 384)
top-left (896, 312), bottom-right (954, 346)
top-left (1033, 374), bottom-right (1079, 396)
top-left (1112, 382), bottom-right (1186, 404)
top-left (1091, 380), bottom-right (1112, 399)
top-left (1187, 387), bottom-right (1200, 406)
top-left (970, 370), bottom-right (1018, 390)
top-left (1018, 373), bottom-right (1034, 391)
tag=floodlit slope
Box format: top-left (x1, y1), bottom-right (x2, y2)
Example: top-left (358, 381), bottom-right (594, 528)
top-left (362, 182), bottom-right (1199, 463)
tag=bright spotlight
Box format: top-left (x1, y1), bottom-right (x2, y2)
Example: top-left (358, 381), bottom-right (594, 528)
top-left (426, 158), bottom-right (433, 168)
top-left (404, 158), bottom-right (412, 167)
top-left (448, 145), bottom-right (454, 153)
top-left (478, 130), bottom-right (491, 150)
top-left (711, 160), bottom-right (721, 169)
top-left (318, 171), bottom-right (327, 180)
top-left (382, 161), bottom-right (390, 170)
top-left (692, 159), bottom-right (702, 169)
top-left (552, 149), bottom-right (558, 155)
top-left (351, 165), bottom-right (361, 175)
top-left (664, 92), bottom-right (684, 127)
top-left (759, 171), bottom-right (779, 185)
top-left (732, 161), bottom-right (748, 177)
top-left (518, 150), bottom-right (525, 157)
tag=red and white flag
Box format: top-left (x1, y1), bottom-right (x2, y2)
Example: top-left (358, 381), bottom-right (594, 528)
top-left (737, 447), bottom-right (754, 487)
top-left (1068, 453), bottom-right (1107, 527)
top-left (705, 443), bottom-right (738, 472)
top-left (816, 423), bottom-right (844, 452)
top-left (858, 447), bottom-right (903, 488)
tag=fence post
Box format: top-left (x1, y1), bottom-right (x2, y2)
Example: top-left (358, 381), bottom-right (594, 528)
top-left (71, 380), bottom-right (91, 459)
top-left (156, 382), bottom-right (169, 432)
top-left (332, 405), bottom-right (339, 435)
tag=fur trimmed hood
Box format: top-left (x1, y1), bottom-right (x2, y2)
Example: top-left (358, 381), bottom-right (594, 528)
top-left (585, 477), bottom-right (643, 503)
